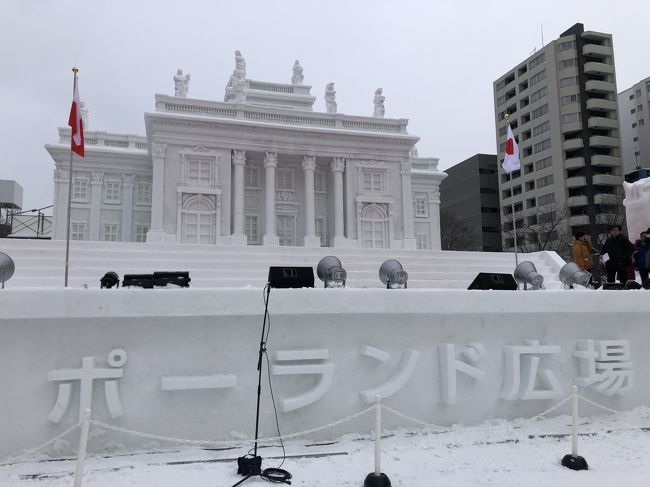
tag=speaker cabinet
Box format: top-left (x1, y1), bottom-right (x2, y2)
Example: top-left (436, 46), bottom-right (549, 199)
top-left (467, 272), bottom-right (518, 290)
top-left (268, 266), bottom-right (315, 288)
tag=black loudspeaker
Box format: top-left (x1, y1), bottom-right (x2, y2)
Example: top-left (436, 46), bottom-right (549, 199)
top-left (467, 272), bottom-right (518, 290)
top-left (268, 266), bottom-right (314, 288)
top-left (122, 274), bottom-right (154, 288)
top-left (602, 282), bottom-right (626, 290)
top-left (153, 271), bottom-right (191, 288)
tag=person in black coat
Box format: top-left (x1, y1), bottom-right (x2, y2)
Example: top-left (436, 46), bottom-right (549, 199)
top-left (601, 225), bottom-right (634, 283)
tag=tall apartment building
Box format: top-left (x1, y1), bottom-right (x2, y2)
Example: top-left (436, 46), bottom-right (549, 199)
top-left (618, 76), bottom-right (650, 174)
top-left (439, 154), bottom-right (502, 251)
top-left (493, 23), bottom-right (624, 252)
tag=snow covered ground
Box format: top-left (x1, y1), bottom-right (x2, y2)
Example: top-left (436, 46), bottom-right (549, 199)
top-left (2, 406), bottom-right (649, 487)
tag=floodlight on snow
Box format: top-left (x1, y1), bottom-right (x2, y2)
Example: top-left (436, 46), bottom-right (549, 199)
top-left (379, 259), bottom-right (408, 289)
top-left (100, 271), bottom-right (120, 289)
top-left (559, 263), bottom-right (591, 289)
top-left (513, 261), bottom-right (545, 290)
top-left (0, 252), bottom-right (15, 289)
top-left (317, 256), bottom-right (347, 288)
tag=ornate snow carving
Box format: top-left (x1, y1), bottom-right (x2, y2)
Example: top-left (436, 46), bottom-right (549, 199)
top-left (173, 69), bottom-right (191, 98)
top-left (291, 59), bottom-right (304, 85)
top-left (325, 82), bottom-right (337, 114)
top-left (373, 87), bottom-right (385, 118)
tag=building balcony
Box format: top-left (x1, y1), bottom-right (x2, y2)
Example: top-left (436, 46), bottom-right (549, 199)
top-left (585, 80), bottom-right (616, 93)
top-left (582, 44), bottom-right (613, 58)
top-left (567, 195), bottom-right (588, 206)
top-left (563, 138), bottom-right (584, 151)
top-left (583, 62), bottom-right (615, 75)
top-left (591, 155), bottom-right (620, 167)
top-left (596, 213), bottom-right (623, 225)
top-left (566, 176), bottom-right (587, 188)
top-left (590, 135), bottom-right (619, 148)
top-left (595, 193), bottom-right (623, 205)
top-left (593, 174), bottom-right (622, 186)
top-left (569, 215), bottom-right (590, 226)
top-left (588, 116), bottom-right (618, 129)
top-left (586, 98), bottom-right (617, 112)
top-left (562, 121), bottom-right (583, 133)
top-left (565, 156), bottom-right (585, 169)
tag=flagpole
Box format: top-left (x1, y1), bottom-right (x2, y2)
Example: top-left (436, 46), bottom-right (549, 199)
top-left (504, 113), bottom-right (519, 268)
top-left (64, 67), bottom-right (79, 288)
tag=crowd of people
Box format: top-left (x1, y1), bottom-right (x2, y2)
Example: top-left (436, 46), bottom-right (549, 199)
top-left (571, 225), bottom-right (650, 288)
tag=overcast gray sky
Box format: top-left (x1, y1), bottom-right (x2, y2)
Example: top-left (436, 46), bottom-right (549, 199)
top-left (1, 0), bottom-right (649, 210)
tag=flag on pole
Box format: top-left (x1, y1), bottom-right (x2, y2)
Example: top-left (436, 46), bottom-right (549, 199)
top-left (68, 76), bottom-right (84, 157)
top-left (502, 124), bottom-right (520, 173)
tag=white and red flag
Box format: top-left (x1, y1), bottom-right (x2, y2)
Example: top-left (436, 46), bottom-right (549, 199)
top-left (502, 124), bottom-right (520, 173)
top-left (68, 76), bottom-right (84, 157)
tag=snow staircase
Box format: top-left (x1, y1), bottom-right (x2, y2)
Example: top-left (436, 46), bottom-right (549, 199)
top-left (0, 239), bottom-right (566, 290)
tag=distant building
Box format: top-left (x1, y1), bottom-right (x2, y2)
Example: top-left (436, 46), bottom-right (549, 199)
top-left (618, 76), bottom-right (650, 173)
top-left (439, 154), bottom-right (501, 252)
top-left (493, 23), bottom-right (625, 250)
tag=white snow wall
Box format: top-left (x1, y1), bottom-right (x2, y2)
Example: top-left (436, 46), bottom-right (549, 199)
top-left (2, 287), bottom-right (649, 457)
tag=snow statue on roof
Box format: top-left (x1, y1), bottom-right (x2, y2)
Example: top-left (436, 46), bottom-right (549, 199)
top-left (373, 87), bottom-right (385, 118)
top-left (623, 177), bottom-right (650, 245)
top-left (234, 50), bottom-right (247, 78)
top-left (291, 59), bottom-right (304, 85)
top-left (173, 68), bottom-right (191, 98)
top-left (325, 82), bottom-right (337, 114)
top-left (80, 101), bottom-right (90, 130)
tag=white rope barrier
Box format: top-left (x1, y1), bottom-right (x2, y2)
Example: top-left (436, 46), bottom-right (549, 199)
top-left (0, 421), bottom-right (81, 467)
top-left (578, 395), bottom-right (626, 415)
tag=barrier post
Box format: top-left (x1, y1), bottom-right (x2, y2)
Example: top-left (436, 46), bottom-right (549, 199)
top-left (364, 396), bottom-right (391, 486)
top-left (561, 386), bottom-right (588, 471)
top-left (74, 408), bottom-right (92, 487)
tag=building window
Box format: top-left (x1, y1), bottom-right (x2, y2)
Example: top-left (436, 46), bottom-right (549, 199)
top-left (72, 178), bottom-right (88, 201)
top-left (363, 171), bottom-right (384, 192)
top-left (276, 167), bottom-right (295, 190)
top-left (631, 108), bottom-right (636, 114)
top-left (245, 166), bottom-right (259, 188)
top-left (640, 119), bottom-right (645, 126)
top-left (535, 156), bottom-right (552, 171)
top-left (534, 139), bottom-right (551, 153)
top-left (530, 86), bottom-right (548, 103)
top-left (634, 136), bottom-right (639, 142)
top-left (559, 58), bottom-right (578, 70)
top-left (532, 121), bottom-right (550, 136)
top-left (245, 215), bottom-right (259, 243)
top-left (630, 94), bottom-right (636, 100)
top-left (637, 105), bottom-right (643, 111)
top-left (71, 222), bottom-right (86, 240)
top-left (561, 94), bottom-right (579, 105)
top-left (315, 217), bottom-right (326, 246)
top-left (103, 223), bottom-right (119, 241)
top-left (536, 174), bottom-right (554, 188)
top-left (188, 160), bottom-right (212, 185)
top-left (539, 211), bottom-right (557, 224)
top-left (104, 180), bottom-right (121, 203)
top-left (135, 182), bottom-right (151, 205)
top-left (632, 122), bottom-right (637, 128)
top-left (528, 52), bottom-right (546, 69)
top-left (135, 224), bottom-right (149, 242)
top-left (636, 89), bottom-right (642, 98)
top-left (538, 192), bottom-right (555, 206)
top-left (560, 76), bottom-right (579, 87)
top-left (532, 104), bottom-right (548, 119)
top-left (558, 40), bottom-right (576, 51)
top-left (529, 69), bottom-right (546, 86)
top-left (415, 197), bottom-right (428, 217)
top-left (562, 112), bottom-right (581, 123)
top-left (315, 171), bottom-right (326, 192)
top-left (416, 233), bottom-right (430, 250)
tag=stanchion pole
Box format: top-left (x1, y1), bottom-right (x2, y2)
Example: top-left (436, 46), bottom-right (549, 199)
top-left (364, 395), bottom-right (391, 487)
top-left (74, 408), bottom-right (92, 487)
top-left (561, 386), bottom-right (588, 470)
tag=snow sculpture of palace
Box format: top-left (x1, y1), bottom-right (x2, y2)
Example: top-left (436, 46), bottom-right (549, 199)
top-left (46, 52), bottom-right (445, 249)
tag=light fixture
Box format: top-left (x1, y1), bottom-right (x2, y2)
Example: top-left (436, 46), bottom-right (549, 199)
top-left (317, 256), bottom-right (347, 288)
top-left (379, 259), bottom-right (408, 289)
top-left (513, 261), bottom-right (545, 290)
top-left (100, 271), bottom-right (120, 289)
top-left (0, 251), bottom-right (15, 289)
top-left (558, 263), bottom-right (591, 289)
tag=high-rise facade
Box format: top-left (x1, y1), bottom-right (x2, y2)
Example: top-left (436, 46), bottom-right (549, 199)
top-left (493, 23), bottom-right (624, 251)
top-left (618, 76), bottom-right (650, 174)
top-left (439, 154), bottom-right (501, 251)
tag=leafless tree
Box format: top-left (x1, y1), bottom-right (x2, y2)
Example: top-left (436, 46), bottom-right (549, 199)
top-left (439, 208), bottom-right (479, 251)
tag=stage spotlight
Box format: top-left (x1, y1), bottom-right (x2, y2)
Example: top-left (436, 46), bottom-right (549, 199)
top-left (379, 259), bottom-right (408, 289)
top-left (558, 263), bottom-right (591, 289)
top-left (513, 261), bottom-right (545, 290)
top-left (0, 251), bottom-right (15, 289)
top-left (100, 271), bottom-right (120, 289)
top-left (317, 256), bottom-right (347, 288)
